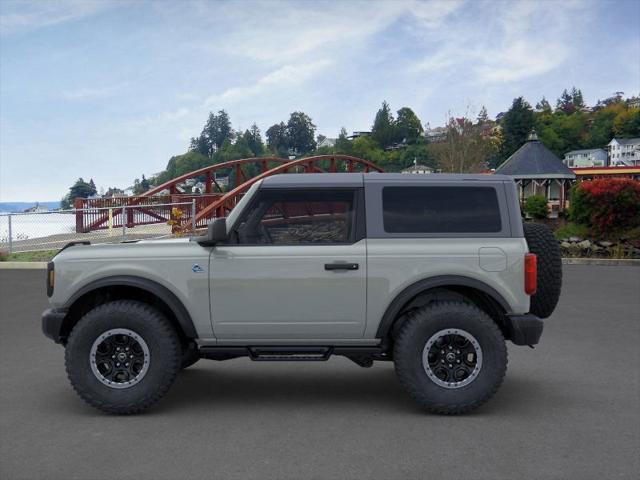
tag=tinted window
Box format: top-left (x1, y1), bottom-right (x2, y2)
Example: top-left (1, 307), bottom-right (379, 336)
top-left (382, 186), bottom-right (501, 233)
top-left (235, 189), bottom-right (355, 245)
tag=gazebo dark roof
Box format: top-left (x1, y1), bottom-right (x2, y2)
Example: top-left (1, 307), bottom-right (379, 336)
top-left (496, 131), bottom-right (576, 179)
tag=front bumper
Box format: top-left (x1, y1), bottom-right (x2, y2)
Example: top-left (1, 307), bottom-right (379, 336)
top-left (505, 313), bottom-right (543, 346)
top-left (42, 308), bottom-right (68, 344)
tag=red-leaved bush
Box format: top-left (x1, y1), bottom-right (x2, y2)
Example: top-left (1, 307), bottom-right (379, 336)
top-left (570, 178), bottom-right (640, 235)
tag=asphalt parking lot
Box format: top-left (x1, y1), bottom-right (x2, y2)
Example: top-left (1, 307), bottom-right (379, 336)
top-left (1, 266), bottom-right (639, 480)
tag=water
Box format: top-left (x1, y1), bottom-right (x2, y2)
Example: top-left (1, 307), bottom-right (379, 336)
top-left (0, 212), bottom-right (76, 243)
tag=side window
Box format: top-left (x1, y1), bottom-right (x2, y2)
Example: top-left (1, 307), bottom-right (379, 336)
top-left (382, 186), bottom-right (502, 233)
top-left (234, 189), bottom-right (356, 245)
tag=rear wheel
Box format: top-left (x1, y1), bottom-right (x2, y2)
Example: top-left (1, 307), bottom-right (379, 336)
top-left (65, 300), bottom-right (182, 414)
top-left (394, 301), bottom-right (507, 414)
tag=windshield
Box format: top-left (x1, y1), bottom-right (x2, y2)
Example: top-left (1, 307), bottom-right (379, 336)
top-left (222, 181), bottom-right (262, 233)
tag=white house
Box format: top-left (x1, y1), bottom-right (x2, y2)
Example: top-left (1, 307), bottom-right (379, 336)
top-left (402, 160), bottom-right (433, 174)
top-left (317, 137), bottom-right (337, 148)
top-left (608, 138), bottom-right (640, 166)
top-left (563, 148), bottom-right (608, 168)
top-left (424, 126), bottom-right (447, 142)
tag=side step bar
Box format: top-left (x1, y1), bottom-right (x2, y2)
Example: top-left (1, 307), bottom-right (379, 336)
top-left (199, 346), bottom-right (389, 367)
top-left (249, 346), bottom-right (331, 361)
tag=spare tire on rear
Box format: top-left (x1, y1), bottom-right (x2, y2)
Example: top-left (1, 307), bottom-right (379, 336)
top-left (523, 223), bottom-right (562, 318)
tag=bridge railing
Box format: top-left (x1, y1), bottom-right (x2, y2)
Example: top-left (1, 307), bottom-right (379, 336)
top-left (74, 194), bottom-right (222, 233)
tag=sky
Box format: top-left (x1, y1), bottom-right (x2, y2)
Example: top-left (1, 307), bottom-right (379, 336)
top-left (1, 0), bottom-right (639, 202)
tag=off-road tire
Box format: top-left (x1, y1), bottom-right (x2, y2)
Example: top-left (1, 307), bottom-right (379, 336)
top-left (65, 300), bottom-right (182, 414)
top-left (181, 345), bottom-right (200, 370)
top-left (523, 222), bottom-right (562, 319)
top-left (394, 301), bottom-right (507, 415)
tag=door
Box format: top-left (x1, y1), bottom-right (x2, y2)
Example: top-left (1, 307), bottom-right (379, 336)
top-left (210, 187), bottom-right (367, 339)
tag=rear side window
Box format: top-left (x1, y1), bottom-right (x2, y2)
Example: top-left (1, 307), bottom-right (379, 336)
top-left (382, 186), bottom-right (501, 233)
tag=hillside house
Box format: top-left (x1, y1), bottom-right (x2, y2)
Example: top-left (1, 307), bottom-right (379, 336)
top-left (563, 148), bottom-right (608, 168)
top-left (608, 138), bottom-right (640, 166)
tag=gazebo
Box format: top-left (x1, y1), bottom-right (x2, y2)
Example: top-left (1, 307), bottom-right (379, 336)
top-left (496, 130), bottom-right (576, 216)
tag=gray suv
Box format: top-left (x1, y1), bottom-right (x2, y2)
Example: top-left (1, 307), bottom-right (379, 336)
top-left (42, 173), bottom-right (562, 414)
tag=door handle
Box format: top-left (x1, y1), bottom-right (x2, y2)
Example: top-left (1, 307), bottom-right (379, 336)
top-left (324, 263), bottom-right (359, 271)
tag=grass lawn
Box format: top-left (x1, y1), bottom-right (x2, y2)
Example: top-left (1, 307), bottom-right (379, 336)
top-left (1, 249), bottom-right (59, 262)
top-left (554, 222), bottom-right (589, 240)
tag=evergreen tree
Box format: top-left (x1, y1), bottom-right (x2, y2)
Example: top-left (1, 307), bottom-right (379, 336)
top-left (556, 89), bottom-right (576, 114)
top-left (371, 101), bottom-right (395, 148)
top-left (498, 97), bottom-right (535, 164)
top-left (266, 122), bottom-right (289, 155)
top-left (243, 123), bottom-right (264, 156)
top-left (477, 106), bottom-right (490, 124)
top-left (286, 111), bottom-right (316, 155)
top-left (395, 107), bottom-right (424, 144)
top-left (140, 174), bottom-right (150, 191)
top-left (189, 135), bottom-right (209, 156)
top-left (335, 127), bottom-right (352, 154)
top-left (63, 178), bottom-right (98, 207)
top-left (201, 110), bottom-right (233, 155)
top-left (535, 97), bottom-right (552, 113)
top-left (571, 87), bottom-right (585, 110)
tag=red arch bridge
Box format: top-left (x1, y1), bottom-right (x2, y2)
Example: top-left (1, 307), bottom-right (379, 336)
top-left (75, 155), bottom-right (384, 234)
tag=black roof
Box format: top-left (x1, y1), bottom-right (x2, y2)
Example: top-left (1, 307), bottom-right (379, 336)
top-left (261, 173), bottom-right (513, 188)
top-left (496, 132), bottom-right (576, 179)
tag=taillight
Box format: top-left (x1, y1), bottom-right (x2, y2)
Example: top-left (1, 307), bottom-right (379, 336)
top-left (47, 262), bottom-right (54, 297)
top-left (524, 253), bottom-right (537, 295)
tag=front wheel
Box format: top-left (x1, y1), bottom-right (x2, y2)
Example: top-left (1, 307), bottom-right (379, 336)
top-left (394, 301), bottom-right (507, 414)
top-left (65, 300), bottom-right (182, 414)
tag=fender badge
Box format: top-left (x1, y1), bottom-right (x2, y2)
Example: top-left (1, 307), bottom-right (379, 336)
top-left (192, 264), bottom-right (204, 273)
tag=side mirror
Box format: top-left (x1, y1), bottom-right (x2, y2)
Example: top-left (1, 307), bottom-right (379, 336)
top-left (195, 217), bottom-right (227, 246)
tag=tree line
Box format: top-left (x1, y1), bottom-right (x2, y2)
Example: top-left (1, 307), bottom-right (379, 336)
top-left (61, 89), bottom-right (640, 203)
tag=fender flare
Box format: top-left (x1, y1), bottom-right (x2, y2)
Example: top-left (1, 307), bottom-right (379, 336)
top-left (375, 275), bottom-right (511, 339)
top-left (65, 275), bottom-right (197, 338)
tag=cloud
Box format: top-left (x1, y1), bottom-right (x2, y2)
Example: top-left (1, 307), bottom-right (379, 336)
top-left (412, 0), bottom-right (585, 84)
top-left (156, 0), bottom-right (464, 64)
top-left (205, 60), bottom-right (333, 105)
top-left (0, 0), bottom-right (115, 35)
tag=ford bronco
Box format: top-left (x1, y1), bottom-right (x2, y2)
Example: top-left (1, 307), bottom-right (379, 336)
top-left (42, 173), bottom-right (562, 414)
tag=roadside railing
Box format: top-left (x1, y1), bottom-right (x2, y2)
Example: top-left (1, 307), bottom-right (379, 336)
top-left (74, 194), bottom-right (221, 233)
top-left (0, 200), bottom-right (201, 254)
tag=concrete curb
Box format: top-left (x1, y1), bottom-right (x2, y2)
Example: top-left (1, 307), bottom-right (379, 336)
top-left (562, 258), bottom-right (640, 266)
top-left (0, 262), bottom-right (48, 269)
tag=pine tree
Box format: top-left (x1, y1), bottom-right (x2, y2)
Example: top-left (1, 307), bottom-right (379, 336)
top-left (335, 127), bottom-right (352, 154)
top-left (536, 97), bottom-right (552, 112)
top-left (477, 106), bottom-right (489, 124)
top-left (571, 87), bottom-right (585, 110)
top-left (556, 89), bottom-right (576, 114)
top-left (498, 97), bottom-right (535, 164)
top-left (371, 101), bottom-right (395, 148)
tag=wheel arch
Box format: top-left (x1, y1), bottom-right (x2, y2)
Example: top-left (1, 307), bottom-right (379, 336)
top-left (376, 276), bottom-right (511, 345)
top-left (60, 276), bottom-right (197, 344)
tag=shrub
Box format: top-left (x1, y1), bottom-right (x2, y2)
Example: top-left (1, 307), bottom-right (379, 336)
top-left (524, 195), bottom-right (549, 219)
top-left (570, 179), bottom-right (640, 235)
